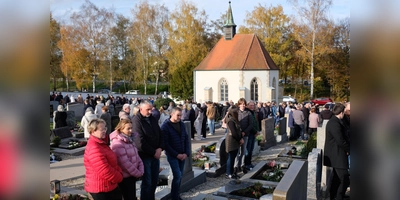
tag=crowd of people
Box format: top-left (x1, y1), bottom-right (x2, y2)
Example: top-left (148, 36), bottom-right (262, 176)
top-left (51, 91), bottom-right (350, 200)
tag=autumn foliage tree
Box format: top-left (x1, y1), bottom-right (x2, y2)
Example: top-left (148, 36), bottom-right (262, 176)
top-left (58, 0), bottom-right (114, 92)
top-left (166, 0), bottom-right (209, 99)
top-left (50, 13), bottom-right (63, 91)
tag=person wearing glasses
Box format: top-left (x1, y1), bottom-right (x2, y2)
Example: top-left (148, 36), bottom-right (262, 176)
top-left (84, 118), bottom-right (123, 200)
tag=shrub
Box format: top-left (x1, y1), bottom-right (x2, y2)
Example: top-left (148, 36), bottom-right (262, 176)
top-left (52, 136), bottom-right (61, 147)
top-left (154, 98), bottom-right (174, 110)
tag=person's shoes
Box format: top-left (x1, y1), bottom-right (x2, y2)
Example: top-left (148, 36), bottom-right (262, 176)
top-left (231, 174), bottom-right (239, 179)
top-left (241, 166), bottom-right (248, 174)
top-left (226, 174), bottom-right (236, 179)
top-left (245, 165), bottom-right (253, 171)
top-left (207, 133), bottom-right (214, 136)
top-left (194, 137), bottom-right (201, 141)
top-left (201, 137), bottom-right (206, 140)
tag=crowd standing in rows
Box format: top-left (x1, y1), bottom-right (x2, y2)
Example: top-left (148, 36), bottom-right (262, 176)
top-left (51, 91), bottom-right (349, 200)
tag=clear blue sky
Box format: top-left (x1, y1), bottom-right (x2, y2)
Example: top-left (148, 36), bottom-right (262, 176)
top-left (50, 0), bottom-right (350, 26)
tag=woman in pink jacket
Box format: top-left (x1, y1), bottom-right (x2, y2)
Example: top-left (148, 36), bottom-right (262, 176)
top-left (110, 119), bottom-right (144, 200)
top-left (84, 118), bottom-right (123, 200)
top-left (308, 107), bottom-right (320, 135)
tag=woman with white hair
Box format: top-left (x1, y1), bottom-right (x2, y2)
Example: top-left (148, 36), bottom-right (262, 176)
top-left (81, 107), bottom-right (98, 139)
top-left (119, 104), bottom-right (131, 120)
top-left (105, 99), bottom-right (115, 116)
top-left (54, 105), bottom-right (68, 129)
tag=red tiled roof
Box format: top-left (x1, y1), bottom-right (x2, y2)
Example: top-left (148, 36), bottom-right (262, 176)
top-left (194, 34), bottom-right (279, 71)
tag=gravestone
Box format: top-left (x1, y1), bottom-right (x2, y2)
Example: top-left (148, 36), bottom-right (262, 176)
top-left (181, 121), bottom-right (194, 183)
top-left (67, 103), bottom-right (84, 120)
top-left (273, 160), bottom-right (308, 200)
top-left (208, 135), bottom-right (227, 177)
top-left (317, 120), bottom-right (332, 198)
top-left (52, 127), bottom-right (73, 139)
top-left (307, 148), bottom-right (322, 200)
top-left (260, 118), bottom-right (276, 150)
top-left (277, 117), bottom-right (288, 143)
top-left (66, 111), bottom-right (76, 128)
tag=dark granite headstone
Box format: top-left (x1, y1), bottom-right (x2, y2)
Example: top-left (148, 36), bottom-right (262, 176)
top-left (260, 118), bottom-right (276, 150)
top-left (278, 117), bottom-right (288, 142)
top-left (66, 111), bottom-right (75, 129)
top-left (181, 121), bottom-right (194, 183)
top-left (215, 135), bottom-right (227, 168)
top-left (52, 127), bottom-right (73, 139)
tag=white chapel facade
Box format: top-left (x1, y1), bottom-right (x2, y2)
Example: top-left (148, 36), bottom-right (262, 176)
top-left (193, 2), bottom-right (280, 103)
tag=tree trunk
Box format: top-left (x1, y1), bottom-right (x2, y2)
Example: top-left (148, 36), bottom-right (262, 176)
top-left (53, 77), bottom-right (57, 91)
top-left (155, 71), bottom-right (159, 95)
top-left (92, 75), bottom-right (96, 93)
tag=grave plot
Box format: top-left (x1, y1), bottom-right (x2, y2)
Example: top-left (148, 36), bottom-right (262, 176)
top-left (50, 127), bottom-right (87, 156)
top-left (215, 179), bottom-right (275, 200)
top-left (192, 136), bottom-right (227, 178)
top-left (239, 160), bottom-right (291, 187)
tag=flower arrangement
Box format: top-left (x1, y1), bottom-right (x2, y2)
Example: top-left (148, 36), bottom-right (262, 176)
top-left (67, 139), bottom-right (87, 149)
top-left (261, 160), bottom-right (284, 182)
top-left (230, 181), bottom-right (274, 198)
top-left (203, 144), bottom-right (216, 153)
top-left (192, 149), bottom-right (209, 168)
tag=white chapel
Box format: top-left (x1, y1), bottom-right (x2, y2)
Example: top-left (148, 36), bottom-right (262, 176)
top-left (193, 2), bottom-right (280, 103)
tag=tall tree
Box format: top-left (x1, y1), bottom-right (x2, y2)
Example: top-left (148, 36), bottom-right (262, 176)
top-left (109, 14), bottom-right (133, 92)
top-left (50, 13), bottom-right (63, 91)
top-left (58, 25), bottom-right (92, 90)
top-left (165, 0), bottom-right (208, 99)
top-left (128, 1), bottom-right (169, 95)
top-left (239, 4), bottom-right (293, 83)
top-left (323, 18), bottom-right (350, 100)
top-left (65, 0), bottom-right (114, 92)
top-left (288, 0), bottom-right (332, 99)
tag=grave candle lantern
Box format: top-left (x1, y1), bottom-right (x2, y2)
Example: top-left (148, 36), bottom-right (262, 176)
top-left (50, 180), bottom-right (61, 194)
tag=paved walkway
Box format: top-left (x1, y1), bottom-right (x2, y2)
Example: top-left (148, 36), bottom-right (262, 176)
top-left (50, 127), bottom-right (228, 181)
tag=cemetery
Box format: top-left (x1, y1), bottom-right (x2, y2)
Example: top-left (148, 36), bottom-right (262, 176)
top-left (50, 102), bottom-right (343, 200)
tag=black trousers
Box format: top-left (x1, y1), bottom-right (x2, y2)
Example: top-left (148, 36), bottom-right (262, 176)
top-left (118, 176), bottom-right (137, 200)
top-left (201, 117), bottom-right (207, 138)
top-left (330, 168), bottom-right (350, 200)
top-left (90, 187), bottom-right (122, 200)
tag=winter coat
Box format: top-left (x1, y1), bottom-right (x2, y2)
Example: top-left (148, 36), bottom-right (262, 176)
top-left (100, 112), bottom-right (112, 135)
top-left (292, 110), bottom-right (304, 125)
top-left (288, 110), bottom-right (294, 128)
top-left (194, 111), bottom-right (204, 134)
top-left (151, 108), bottom-right (161, 122)
top-left (109, 131), bottom-right (144, 178)
top-left (226, 116), bottom-right (242, 153)
top-left (161, 119), bottom-right (190, 158)
top-left (54, 111), bottom-right (68, 128)
top-left (132, 113), bottom-right (165, 158)
top-left (320, 110), bottom-right (333, 120)
top-left (308, 113), bottom-right (320, 128)
top-left (84, 136), bottom-right (123, 193)
top-left (238, 108), bottom-right (254, 136)
top-left (206, 105), bottom-right (216, 120)
top-left (81, 112), bottom-right (98, 138)
top-left (119, 111), bottom-right (131, 121)
top-left (324, 116), bottom-right (350, 169)
top-left (159, 112), bottom-right (170, 127)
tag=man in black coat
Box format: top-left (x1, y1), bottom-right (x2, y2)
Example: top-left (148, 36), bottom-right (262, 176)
top-left (324, 103), bottom-right (350, 200)
top-left (132, 101), bottom-right (165, 200)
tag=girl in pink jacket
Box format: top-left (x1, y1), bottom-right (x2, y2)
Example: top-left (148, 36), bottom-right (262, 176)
top-left (110, 119), bottom-right (144, 200)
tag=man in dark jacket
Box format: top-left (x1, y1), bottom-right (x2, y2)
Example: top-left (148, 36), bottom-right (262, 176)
top-left (324, 103), bottom-right (350, 200)
top-left (132, 101), bottom-right (164, 200)
top-left (161, 107), bottom-right (190, 200)
top-left (320, 104), bottom-right (334, 120)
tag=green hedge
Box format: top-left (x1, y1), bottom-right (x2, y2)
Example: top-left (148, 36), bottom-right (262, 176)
top-left (154, 98), bottom-right (174, 110)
